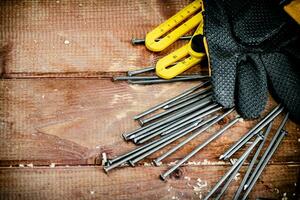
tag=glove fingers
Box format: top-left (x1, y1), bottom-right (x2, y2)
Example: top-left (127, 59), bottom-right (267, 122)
top-left (211, 57), bottom-right (237, 109)
top-left (262, 53), bottom-right (300, 122)
top-left (204, 0), bottom-right (239, 108)
top-left (236, 55), bottom-right (268, 118)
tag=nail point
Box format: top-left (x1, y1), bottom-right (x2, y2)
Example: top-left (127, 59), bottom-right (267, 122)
top-left (128, 160), bottom-right (135, 167)
top-left (153, 160), bottom-right (161, 166)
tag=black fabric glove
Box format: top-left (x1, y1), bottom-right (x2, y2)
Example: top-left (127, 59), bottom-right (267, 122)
top-left (202, 0), bottom-right (300, 122)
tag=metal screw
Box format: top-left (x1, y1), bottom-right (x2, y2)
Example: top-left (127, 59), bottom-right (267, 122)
top-left (133, 81), bottom-right (210, 120)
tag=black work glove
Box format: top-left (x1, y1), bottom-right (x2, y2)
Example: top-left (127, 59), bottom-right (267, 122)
top-left (202, 0), bottom-right (300, 122)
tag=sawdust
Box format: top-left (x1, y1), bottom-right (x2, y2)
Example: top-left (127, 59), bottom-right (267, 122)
top-left (50, 163), bottom-right (56, 168)
top-left (186, 159), bottom-right (226, 166)
top-left (27, 163), bottom-right (34, 168)
top-left (234, 173), bottom-right (240, 181)
top-left (230, 158), bottom-right (238, 165)
top-left (167, 161), bottom-right (178, 166)
top-left (143, 162), bottom-right (152, 166)
top-left (101, 153), bottom-right (107, 166)
top-left (193, 178), bottom-right (208, 199)
top-left (165, 159), bottom-right (226, 166)
top-left (282, 192), bottom-right (288, 200)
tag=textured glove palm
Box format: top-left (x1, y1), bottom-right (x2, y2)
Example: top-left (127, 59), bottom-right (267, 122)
top-left (203, 0), bottom-right (300, 121)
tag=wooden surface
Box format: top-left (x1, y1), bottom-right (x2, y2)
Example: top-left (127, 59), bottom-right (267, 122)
top-left (0, 1), bottom-right (300, 200)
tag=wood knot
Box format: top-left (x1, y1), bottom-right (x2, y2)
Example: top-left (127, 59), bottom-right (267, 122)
top-left (0, 43), bottom-right (13, 78)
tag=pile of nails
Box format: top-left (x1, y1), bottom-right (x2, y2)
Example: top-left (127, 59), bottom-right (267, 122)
top-left (112, 64), bottom-right (209, 85)
top-left (103, 78), bottom-right (289, 199)
top-left (204, 105), bottom-right (288, 200)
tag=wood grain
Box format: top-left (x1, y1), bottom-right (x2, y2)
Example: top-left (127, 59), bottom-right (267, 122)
top-left (0, 1), bottom-right (299, 199)
top-left (0, 165), bottom-right (298, 200)
top-left (1, 79), bottom-right (299, 166)
top-left (0, 0), bottom-right (205, 77)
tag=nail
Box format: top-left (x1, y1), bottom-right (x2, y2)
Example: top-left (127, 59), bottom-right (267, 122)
top-left (122, 117), bottom-right (164, 140)
top-left (127, 66), bottom-right (155, 76)
top-left (140, 95), bottom-right (212, 125)
top-left (215, 158), bottom-right (245, 200)
top-left (163, 88), bottom-right (211, 109)
top-left (138, 96), bottom-right (211, 126)
top-left (243, 113), bottom-right (289, 191)
top-left (156, 115), bottom-right (240, 167)
top-left (113, 76), bottom-right (160, 81)
top-left (128, 99), bottom-right (212, 140)
top-left (131, 35), bottom-right (193, 45)
top-left (107, 136), bottom-right (162, 165)
top-left (134, 81), bottom-right (210, 120)
top-left (123, 104), bottom-right (190, 140)
top-left (135, 119), bottom-right (203, 144)
top-left (221, 105), bottom-right (282, 159)
top-left (130, 103), bottom-right (218, 141)
top-left (133, 104), bottom-right (221, 142)
top-left (128, 75), bottom-right (209, 84)
top-left (233, 121), bottom-right (274, 200)
top-left (129, 116), bottom-right (219, 166)
top-left (104, 117), bottom-right (211, 172)
top-left (221, 105), bottom-right (283, 160)
top-left (202, 135), bottom-right (263, 200)
top-left (114, 75), bottom-right (205, 81)
top-left (241, 129), bottom-right (288, 200)
top-left (132, 119), bottom-right (182, 143)
top-left (104, 129), bottom-right (176, 172)
top-left (156, 108), bottom-right (234, 165)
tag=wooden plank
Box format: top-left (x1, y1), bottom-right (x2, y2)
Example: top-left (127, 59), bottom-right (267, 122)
top-left (0, 0), bottom-right (205, 77)
top-left (0, 165), bottom-right (298, 200)
top-left (1, 79), bottom-right (299, 166)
